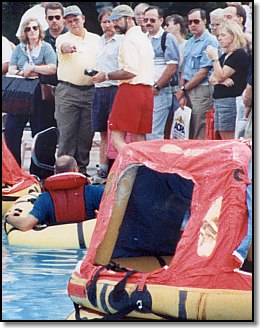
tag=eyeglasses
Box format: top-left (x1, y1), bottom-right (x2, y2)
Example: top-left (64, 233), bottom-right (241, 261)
top-left (47, 15), bottom-right (61, 21)
top-left (143, 18), bottom-right (157, 24)
top-left (187, 19), bottom-right (202, 25)
top-left (209, 23), bottom-right (220, 28)
top-left (24, 26), bottom-right (39, 33)
top-left (66, 17), bottom-right (81, 24)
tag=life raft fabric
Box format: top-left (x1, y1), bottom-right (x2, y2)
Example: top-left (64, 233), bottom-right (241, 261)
top-left (70, 140), bottom-right (252, 296)
top-left (2, 137), bottom-right (39, 191)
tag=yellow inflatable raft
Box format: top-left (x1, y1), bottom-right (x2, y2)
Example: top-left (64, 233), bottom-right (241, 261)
top-left (4, 192), bottom-right (96, 249)
top-left (2, 182), bottom-right (41, 217)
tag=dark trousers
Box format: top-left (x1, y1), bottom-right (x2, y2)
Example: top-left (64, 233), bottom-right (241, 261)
top-left (4, 99), bottom-right (56, 179)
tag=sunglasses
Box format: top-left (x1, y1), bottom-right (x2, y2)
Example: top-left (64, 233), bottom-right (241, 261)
top-left (47, 15), bottom-right (61, 21)
top-left (209, 23), bottom-right (220, 28)
top-left (143, 18), bottom-right (157, 24)
top-left (188, 19), bottom-right (202, 25)
top-left (24, 25), bottom-right (39, 32)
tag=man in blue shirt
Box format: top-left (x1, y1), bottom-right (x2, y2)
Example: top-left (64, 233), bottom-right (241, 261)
top-left (5, 155), bottom-right (104, 231)
top-left (176, 8), bottom-right (219, 140)
top-left (144, 5), bottom-right (179, 140)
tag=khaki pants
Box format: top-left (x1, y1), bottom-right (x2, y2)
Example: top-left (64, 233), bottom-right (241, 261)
top-left (186, 85), bottom-right (214, 140)
top-left (55, 83), bottom-right (95, 174)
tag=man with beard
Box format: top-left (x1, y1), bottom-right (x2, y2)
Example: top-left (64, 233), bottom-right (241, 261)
top-left (93, 4), bottom-right (154, 153)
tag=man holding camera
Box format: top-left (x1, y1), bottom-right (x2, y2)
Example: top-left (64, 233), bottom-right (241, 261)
top-left (55, 5), bottom-right (100, 176)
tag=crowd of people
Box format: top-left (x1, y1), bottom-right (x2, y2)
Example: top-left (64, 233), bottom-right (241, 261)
top-left (2, 2), bottom-right (253, 184)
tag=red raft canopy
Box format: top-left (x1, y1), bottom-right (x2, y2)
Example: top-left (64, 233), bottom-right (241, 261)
top-left (2, 137), bottom-right (40, 215)
top-left (68, 139), bottom-right (252, 320)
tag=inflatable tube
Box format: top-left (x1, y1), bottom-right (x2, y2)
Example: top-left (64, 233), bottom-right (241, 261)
top-left (68, 258), bottom-right (252, 321)
top-left (2, 182), bottom-right (41, 217)
top-left (66, 308), bottom-right (106, 321)
top-left (4, 192), bottom-right (96, 249)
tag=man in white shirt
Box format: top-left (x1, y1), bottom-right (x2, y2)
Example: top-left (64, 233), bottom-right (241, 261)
top-left (2, 36), bottom-right (13, 74)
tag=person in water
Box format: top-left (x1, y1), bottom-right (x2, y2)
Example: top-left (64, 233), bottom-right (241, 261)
top-left (5, 155), bottom-right (104, 231)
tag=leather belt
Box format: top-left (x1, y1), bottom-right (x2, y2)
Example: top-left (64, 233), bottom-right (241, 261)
top-left (96, 86), bottom-right (118, 91)
top-left (59, 81), bottom-right (94, 90)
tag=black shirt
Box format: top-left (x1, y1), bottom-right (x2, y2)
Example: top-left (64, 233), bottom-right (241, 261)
top-left (213, 49), bottom-right (249, 99)
top-left (41, 27), bottom-right (68, 86)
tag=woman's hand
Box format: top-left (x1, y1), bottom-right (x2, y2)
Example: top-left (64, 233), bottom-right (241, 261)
top-left (23, 62), bottom-right (35, 78)
top-left (220, 78), bottom-right (234, 87)
top-left (205, 45), bottom-right (219, 61)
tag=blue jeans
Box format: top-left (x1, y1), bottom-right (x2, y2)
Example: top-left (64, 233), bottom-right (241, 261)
top-left (146, 86), bottom-right (172, 140)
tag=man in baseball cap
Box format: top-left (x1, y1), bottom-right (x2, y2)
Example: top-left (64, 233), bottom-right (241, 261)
top-left (64, 5), bottom-right (82, 18)
top-left (109, 4), bottom-right (135, 20)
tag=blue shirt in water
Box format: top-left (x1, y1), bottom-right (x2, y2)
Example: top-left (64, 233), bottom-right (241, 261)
top-left (29, 184), bottom-right (104, 225)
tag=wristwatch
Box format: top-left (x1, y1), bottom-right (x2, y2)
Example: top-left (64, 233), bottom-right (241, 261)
top-left (105, 72), bottom-right (109, 81)
top-left (153, 83), bottom-right (160, 91)
top-left (180, 85), bottom-right (186, 92)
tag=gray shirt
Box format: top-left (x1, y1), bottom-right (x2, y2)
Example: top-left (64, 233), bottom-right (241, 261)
top-left (10, 41), bottom-right (57, 70)
top-left (95, 33), bottom-right (123, 88)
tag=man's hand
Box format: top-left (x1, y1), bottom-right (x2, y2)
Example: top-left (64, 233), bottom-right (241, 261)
top-left (92, 71), bottom-right (106, 83)
top-left (61, 42), bottom-right (77, 54)
top-left (179, 96), bottom-right (187, 109)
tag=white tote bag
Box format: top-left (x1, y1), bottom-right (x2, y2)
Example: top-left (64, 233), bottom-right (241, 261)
top-left (171, 106), bottom-right (192, 139)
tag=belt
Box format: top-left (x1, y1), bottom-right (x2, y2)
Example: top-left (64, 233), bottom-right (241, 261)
top-left (96, 86), bottom-right (118, 91)
top-left (59, 81), bottom-right (94, 90)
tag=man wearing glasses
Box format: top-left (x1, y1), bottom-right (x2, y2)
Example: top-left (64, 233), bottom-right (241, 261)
top-left (44, 2), bottom-right (67, 51)
top-left (176, 8), bottom-right (218, 140)
top-left (144, 5), bottom-right (179, 140)
top-left (55, 5), bottom-right (100, 176)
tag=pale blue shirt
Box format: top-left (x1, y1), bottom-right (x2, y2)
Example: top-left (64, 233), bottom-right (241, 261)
top-left (147, 27), bottom-right (179, 83)
top-left (95, 33), bottom-right (123, 88)
top-left (182, 29), bottom-right (219, 85)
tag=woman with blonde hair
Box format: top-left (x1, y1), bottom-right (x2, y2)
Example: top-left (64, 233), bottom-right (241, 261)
top-left (8, 17), bottom-right (56, 77)
top-left (206, 20), bottom-right (249, 139)
top-left (5, 17), bottom-right (57, 178)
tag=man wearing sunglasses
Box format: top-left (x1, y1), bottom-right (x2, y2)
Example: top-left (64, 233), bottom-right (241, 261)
top-left (144, 6), bottom-right (180, 141)
top-left (176, 8), bottom-right (218, 140)
top-left (44, 2), bottom-right (67, 52)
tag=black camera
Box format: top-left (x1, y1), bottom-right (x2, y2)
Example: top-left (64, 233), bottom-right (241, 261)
top-left (84, 69), bottom-right (98, 76)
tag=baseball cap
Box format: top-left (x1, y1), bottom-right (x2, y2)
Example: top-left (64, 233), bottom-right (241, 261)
top-left (109, 5), bottom-right (135, 20)
top-left (64, 5), bottom-right (82, 18)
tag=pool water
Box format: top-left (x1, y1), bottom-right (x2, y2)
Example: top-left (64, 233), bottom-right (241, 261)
top-left (2, 227), bottom-right (85, 321)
